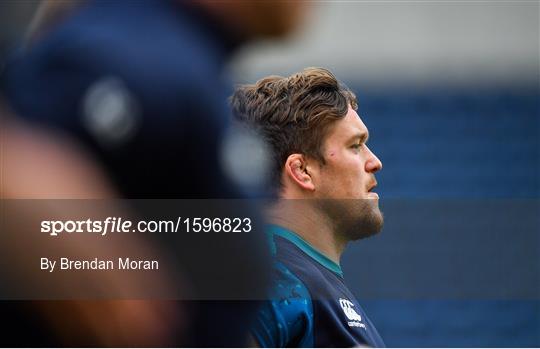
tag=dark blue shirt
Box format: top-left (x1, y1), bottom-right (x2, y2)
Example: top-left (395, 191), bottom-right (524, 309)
top-left (254, 225), bottom-right (386, 347)
top-left (2, 0), bottom-right (242, 198)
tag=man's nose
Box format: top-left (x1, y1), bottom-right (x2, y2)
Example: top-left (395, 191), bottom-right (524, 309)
top-left (365, 145), bottom-right (382, 173)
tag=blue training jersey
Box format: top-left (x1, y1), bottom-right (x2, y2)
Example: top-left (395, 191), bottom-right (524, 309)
top-left (253, 225), bottom-right (385, 347)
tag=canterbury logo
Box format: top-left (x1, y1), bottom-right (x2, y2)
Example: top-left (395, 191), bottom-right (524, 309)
top-left (339, 298), bottom-right (366, 329)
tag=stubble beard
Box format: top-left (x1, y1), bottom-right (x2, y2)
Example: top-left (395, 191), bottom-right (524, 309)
top-left (316, 198), bottom-right (384, 242)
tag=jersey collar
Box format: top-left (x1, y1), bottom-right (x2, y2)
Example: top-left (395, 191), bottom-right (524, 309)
top-left (267, 224), bottom-right (344, 277)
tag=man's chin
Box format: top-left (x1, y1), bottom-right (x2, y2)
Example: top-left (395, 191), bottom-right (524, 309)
top-left (346, 207), bottom-right (384, 241)
top-left (314, 198), bottom-right (384, 241)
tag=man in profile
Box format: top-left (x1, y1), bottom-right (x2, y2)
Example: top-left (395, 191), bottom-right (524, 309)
top-left (231, 67), bottom-right (386, 347)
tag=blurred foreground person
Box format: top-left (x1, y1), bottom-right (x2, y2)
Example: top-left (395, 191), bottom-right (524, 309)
top-left (3, 0), bottom-right (306, 198)
top-left (2, 2), bottom-right (184, 346)
top-left (231, 68), bottom-right (386, 347)
top-left (1, 0), bottom-right (308, 346)
top-left (0, 101), bottom-right (183, 346)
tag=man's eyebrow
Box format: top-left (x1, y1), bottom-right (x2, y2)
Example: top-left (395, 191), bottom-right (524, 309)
top-left (348, 132), bottom-right (369, 143)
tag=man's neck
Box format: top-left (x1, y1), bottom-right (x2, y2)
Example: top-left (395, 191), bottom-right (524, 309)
top-left (267, 200), bottom-right (347, 264)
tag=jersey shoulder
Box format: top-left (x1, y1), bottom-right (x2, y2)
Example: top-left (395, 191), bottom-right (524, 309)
top-left (252, 261), bottom-right (314, 347)
top-left (262, 226), bottom-right (386, 348)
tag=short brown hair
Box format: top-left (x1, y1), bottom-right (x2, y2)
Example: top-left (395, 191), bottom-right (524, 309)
top-left (230, 67), bottom-right (357, 188)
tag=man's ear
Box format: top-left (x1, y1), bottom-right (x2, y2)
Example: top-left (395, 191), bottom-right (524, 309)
top-left (284, 153), bottom-right (316, 191)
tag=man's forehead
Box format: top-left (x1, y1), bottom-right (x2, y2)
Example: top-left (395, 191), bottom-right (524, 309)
top-left (342, 107), bottom-right (369, 136)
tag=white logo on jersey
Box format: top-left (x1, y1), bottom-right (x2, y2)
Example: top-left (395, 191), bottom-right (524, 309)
top-left (339, 298), bottom-right (366, 329)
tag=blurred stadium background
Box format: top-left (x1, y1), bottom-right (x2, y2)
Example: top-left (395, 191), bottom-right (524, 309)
top-left (231, 1), bottom-right (539, 347)
top-left (1, 1), bottom-right (538, 347)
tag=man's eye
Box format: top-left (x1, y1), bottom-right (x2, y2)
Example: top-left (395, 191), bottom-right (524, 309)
top-left (351, 143), bottom-right (362, 149)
